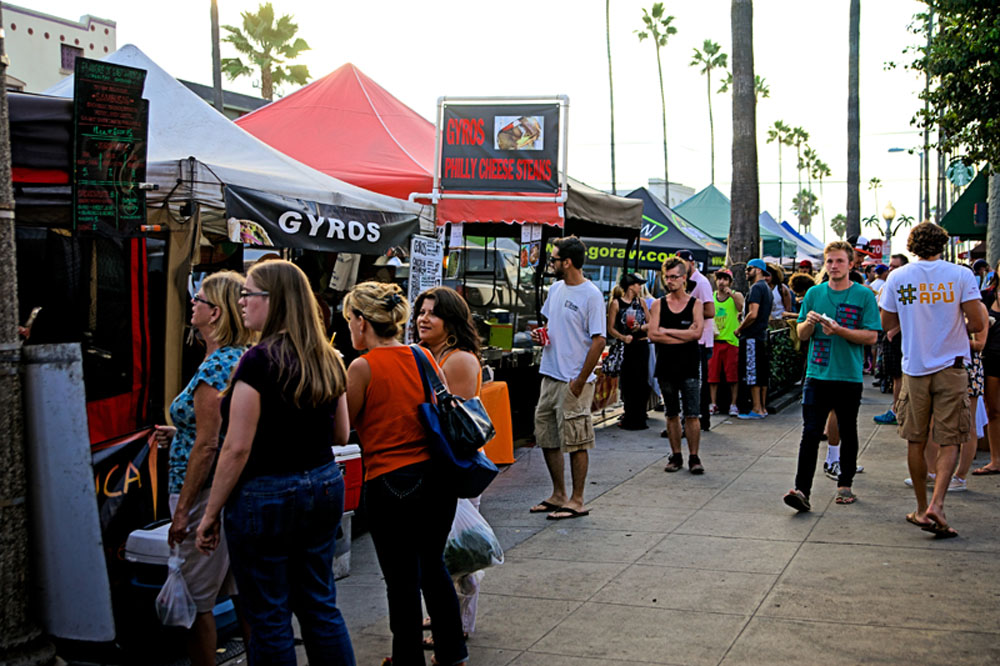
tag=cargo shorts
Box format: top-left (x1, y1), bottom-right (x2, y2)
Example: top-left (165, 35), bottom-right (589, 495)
top-left (534, 375), bottom-right (596, 453)
top-left (897, 367), bottom-right (970, 446)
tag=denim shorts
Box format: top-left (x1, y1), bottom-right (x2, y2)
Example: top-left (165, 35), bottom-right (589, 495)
top-left (659, 377), bottom-right (701, 418)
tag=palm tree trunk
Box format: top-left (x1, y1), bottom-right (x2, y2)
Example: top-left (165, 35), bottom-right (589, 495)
top-left (730, 0), bottom-right (758, 294)
top-left (656, 48), bottom-right (669, 201)
top-left (262, 65), bottom-right (274, 101)
top-left (846, 0), bottom-right (861, 238)
top-left (708, 70), bottom-right (715, 184)
top-left (819, 176), bottom-right (827, 244)
top-left (606, 0), bottom-right (617, 195)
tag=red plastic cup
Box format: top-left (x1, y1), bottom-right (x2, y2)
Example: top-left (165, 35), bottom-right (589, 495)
top-left (537, 326), bottom-right (550, 346)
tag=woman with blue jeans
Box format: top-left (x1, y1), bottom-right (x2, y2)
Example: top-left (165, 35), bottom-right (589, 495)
top-left (345, 281), bottom-right (468, 666)
top-left (196, 260), bottom-right (355, 665)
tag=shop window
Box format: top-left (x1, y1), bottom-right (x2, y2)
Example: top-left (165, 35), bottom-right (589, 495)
top-left (60, 44), bottom-right (83, 70)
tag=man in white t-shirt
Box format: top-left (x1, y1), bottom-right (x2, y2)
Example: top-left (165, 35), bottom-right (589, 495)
top-left (530, 236), bottom-right (606, 520)
top-left (879, 222), bottom-right (986, 539)
top-left (677, 250), bottom-right (715, 431)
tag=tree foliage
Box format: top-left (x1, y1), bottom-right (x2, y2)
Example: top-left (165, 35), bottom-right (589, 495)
top-left (221, 2), bottom-right (310, 101)
top-left (691, 40), bottom-right (728, 184)
top-left (908, 1), bottom-right (1000, 165)
top-left (831, 213), bottom-right (847, 239)
top-left (792, 189), bottom-right (819, 231)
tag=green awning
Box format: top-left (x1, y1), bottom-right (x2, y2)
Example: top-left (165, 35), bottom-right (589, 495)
top-left (941, 172), bottom-right (987, 240)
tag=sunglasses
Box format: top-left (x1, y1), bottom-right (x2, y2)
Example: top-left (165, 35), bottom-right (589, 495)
top-left (240, 290), bottom-right (269, 299)
top-left (192, 294), bottom-right (217, 308)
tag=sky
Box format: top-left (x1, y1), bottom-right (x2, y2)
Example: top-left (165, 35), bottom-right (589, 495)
top-left (38, 0), bottom-right (938, 245)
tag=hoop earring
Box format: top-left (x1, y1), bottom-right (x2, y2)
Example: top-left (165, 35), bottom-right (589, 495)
top-left (446, 334), bottom-right (458, 348)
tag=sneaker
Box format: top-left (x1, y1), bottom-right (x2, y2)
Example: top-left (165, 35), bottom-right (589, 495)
top-left (873, 409), bottom-right (898, 425)
top-left (824, 461), bottom-right (840, 480)
top-left (664, 453), bottom-right (684, 473)
top-left (948, 476), bottom-right (967, 492)
top-left (904, 473), bottom-right (935, 488)
top-left (783, 488), bottom-right (811, 513)
top-left (709, 404), bottom-right (719, 415)
top-left (738, 411), bottom-right (766, 420)
top-left (688, 454), bottom-right (705, 475)
top-left (728, 405), bottom-right (740, 417)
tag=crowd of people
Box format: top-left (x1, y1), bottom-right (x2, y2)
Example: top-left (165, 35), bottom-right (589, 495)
top-left (152, 223), bottom-right (995, 665)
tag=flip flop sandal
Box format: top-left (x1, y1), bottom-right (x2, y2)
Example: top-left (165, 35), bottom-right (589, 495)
top-left (423, 632), bottom-right (469, 650)
top-left (422, 617), bottom-right (432, 630)
top-left (529, 500), bottom-right (561, 513)
top-left (921, 521), bottom-right (959, 539)
top-left (905, 512), bottom-right (933, 528)
top-left (783, 489), bottom-right (811, 513)
top-left (835, 489), bottom-right (857, 504)
top-left (971, 467), bottom-right (1000, 476)
top-left (547, 507), bottom-right (590, 520)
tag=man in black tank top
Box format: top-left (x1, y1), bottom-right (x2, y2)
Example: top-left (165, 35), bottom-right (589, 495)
top-left (649, 258), bottom-right (706, 474)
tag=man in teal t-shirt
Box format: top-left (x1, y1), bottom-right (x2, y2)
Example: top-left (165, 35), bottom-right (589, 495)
top-left (783, 241), bottom-right (881, 513)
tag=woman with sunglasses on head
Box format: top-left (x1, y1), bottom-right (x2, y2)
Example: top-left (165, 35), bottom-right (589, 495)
top-left (345, 281), bottom-right (468, 666)
top-left (414, 286), bottom-right (484, 649)
top-left (153, 271), bottom-right (253, 666)
top-left (195, 259), bottom-right (355, 666)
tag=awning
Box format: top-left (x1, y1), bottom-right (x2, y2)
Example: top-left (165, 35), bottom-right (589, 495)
top-left (941, 172), bottom-right (988, 240)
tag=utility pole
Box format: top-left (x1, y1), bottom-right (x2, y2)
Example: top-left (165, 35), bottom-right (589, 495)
top-left (211, 0), bottom-right (224, 113)
top-left (922, 8), bottom-right (932, 222)
top-left (0, 7), bottom-right (55, 665)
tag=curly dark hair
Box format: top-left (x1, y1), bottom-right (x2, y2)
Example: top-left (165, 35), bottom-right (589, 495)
top-left (906, 222), bottom-right (950, 259)
top-left (412, 286), bottom-right (480, 355)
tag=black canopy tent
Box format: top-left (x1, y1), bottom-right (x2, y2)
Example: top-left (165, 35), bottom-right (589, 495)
top-left (582, 187), bottom-right (725, 271)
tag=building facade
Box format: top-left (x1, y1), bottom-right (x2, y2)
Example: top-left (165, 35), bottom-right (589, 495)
top-left (3, 3), bottom-right (116, 92)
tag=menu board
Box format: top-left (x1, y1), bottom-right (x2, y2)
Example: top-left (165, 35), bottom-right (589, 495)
top-left (406, 235), bottom-right (444, 341)
top-left (72, 57), bottom-right (148, 232)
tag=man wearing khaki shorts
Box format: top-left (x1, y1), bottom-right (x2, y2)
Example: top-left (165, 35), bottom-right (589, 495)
top-left (531, 236), bottom-right (606, 520)
top-left (879, 222), bottom-right (986, 538)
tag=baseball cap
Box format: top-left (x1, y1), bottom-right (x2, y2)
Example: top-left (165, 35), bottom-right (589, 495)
top-left (798, 259), bottom-right (812, 268)
top-left (747, 258), bottom-right (767, 271)
top-left (973, 259), bottom-right (988, 271)
top-left (854, 235), bottom-right (870, 249)
top-left (676, 250), bottom-right (695, 262)
top-left (716, 269), bottom-right (733, 279)
top-left (874, 264), bottom-right (889, 275)
top-left (620, 272), bottom-right (645, 286)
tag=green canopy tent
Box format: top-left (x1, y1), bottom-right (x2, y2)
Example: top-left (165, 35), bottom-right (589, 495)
top-left (673, 184), bottom-right (796, 258)
top-left (941, 172), bottom-right (988, 240)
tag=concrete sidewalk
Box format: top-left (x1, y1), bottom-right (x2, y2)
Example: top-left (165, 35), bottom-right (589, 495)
top-left (331, 383), bottom-right (1000, 664)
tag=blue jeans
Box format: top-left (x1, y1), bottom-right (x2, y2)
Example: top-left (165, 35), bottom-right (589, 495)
top-left (796, 378), bottom-right (863, 498)
top-left (365, 461), bottom-right (467, 666)
top-left (224, 459), bottom-right (355, 666)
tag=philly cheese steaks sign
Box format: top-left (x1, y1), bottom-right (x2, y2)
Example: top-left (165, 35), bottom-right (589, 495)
top-left (439, 102), bottom-right (561, 193)
top-left (225, 185), bottom-right (419, 253)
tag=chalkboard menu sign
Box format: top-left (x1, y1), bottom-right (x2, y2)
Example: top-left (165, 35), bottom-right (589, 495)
top-left (72, 57), bottom-right (148, 232)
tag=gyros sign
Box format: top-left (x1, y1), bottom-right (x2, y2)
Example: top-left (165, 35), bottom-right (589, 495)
top-left (277, 211), bottom-right (382, 242)
top-left (225, 185), bottom-right (419, 253)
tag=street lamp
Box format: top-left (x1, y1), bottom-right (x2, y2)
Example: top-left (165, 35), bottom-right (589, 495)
top-left (881, 202), bottom-right (896, 263)
top-left (888, 147), bottom-right (923, 222)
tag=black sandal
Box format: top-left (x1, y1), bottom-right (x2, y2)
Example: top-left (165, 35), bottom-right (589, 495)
top-left (664, 453), bottom-right (684, 472)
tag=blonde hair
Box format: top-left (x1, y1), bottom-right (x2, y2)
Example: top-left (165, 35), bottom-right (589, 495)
top-left (610, 285), bottom-right (624, 302)
top-left (766, 262), bottom-right (785, 286)
top-left (246, 260), bottom-right (347, 408)
top-left (824, 240), bottom-right (855, 263)
top-left (201, 271), bottom-right (255, 348)
top-left (343, 281), bottom-right (410, 340)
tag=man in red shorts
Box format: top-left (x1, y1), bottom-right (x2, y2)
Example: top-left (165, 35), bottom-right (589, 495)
top-left (708, 270), bottom-right (744, 416)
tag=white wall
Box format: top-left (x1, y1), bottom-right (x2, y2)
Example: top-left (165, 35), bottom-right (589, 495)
top-left (3, 3), bottom-right (116, 92)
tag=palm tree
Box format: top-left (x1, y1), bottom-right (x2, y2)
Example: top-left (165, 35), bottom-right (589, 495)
top-left (766, 120), bottom-right (792, 222)
top-left (846, 0), bottom-right (861, 238)
top-left (830, 213), bottom-right (847, 239)
top-left (729, 0), bottom-right (758, 292)
top-left (790, 126), bottom-right (810, 198)
top-left (636, 4), bottom-right (677, 201)
top-left (802, 146), bottom-right (818, 194)
top-left (812, 159), bottom-right (832, 242)
top-left (221, 2), bottom-right (311, 101)
top-left (868, 177), bottom-right (882, 217)
top-left (792, 190), bottom-right (819, 232)
top-left (606, 0), bottom-right (617, 194)
top-left (690, 40), bottom-right (728, 184)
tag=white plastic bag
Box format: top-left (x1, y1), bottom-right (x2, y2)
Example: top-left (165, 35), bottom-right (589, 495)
top-left (155, 547), bottom-right (196, 628)
top-left (443, 499), bottom-right (504, 577)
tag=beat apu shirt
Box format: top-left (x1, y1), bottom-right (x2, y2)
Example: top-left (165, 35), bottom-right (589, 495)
top-left (798, 282), bottom-right (881, 383)
top-left (879, 259), bottom-right (981, 376)
top-left (540, 280), bottom-right (607, 383)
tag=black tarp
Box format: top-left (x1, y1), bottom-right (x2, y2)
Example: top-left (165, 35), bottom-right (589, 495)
top-left (224, 184), bottom-right (420, 253)
top-left (583, 187), bottom-right (726, 271)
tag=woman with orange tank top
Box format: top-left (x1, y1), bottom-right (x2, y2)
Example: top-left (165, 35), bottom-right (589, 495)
top-left (345, 282), bottom-right (467, 666)
top-left (414, 287), bottom-right (485, 649)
